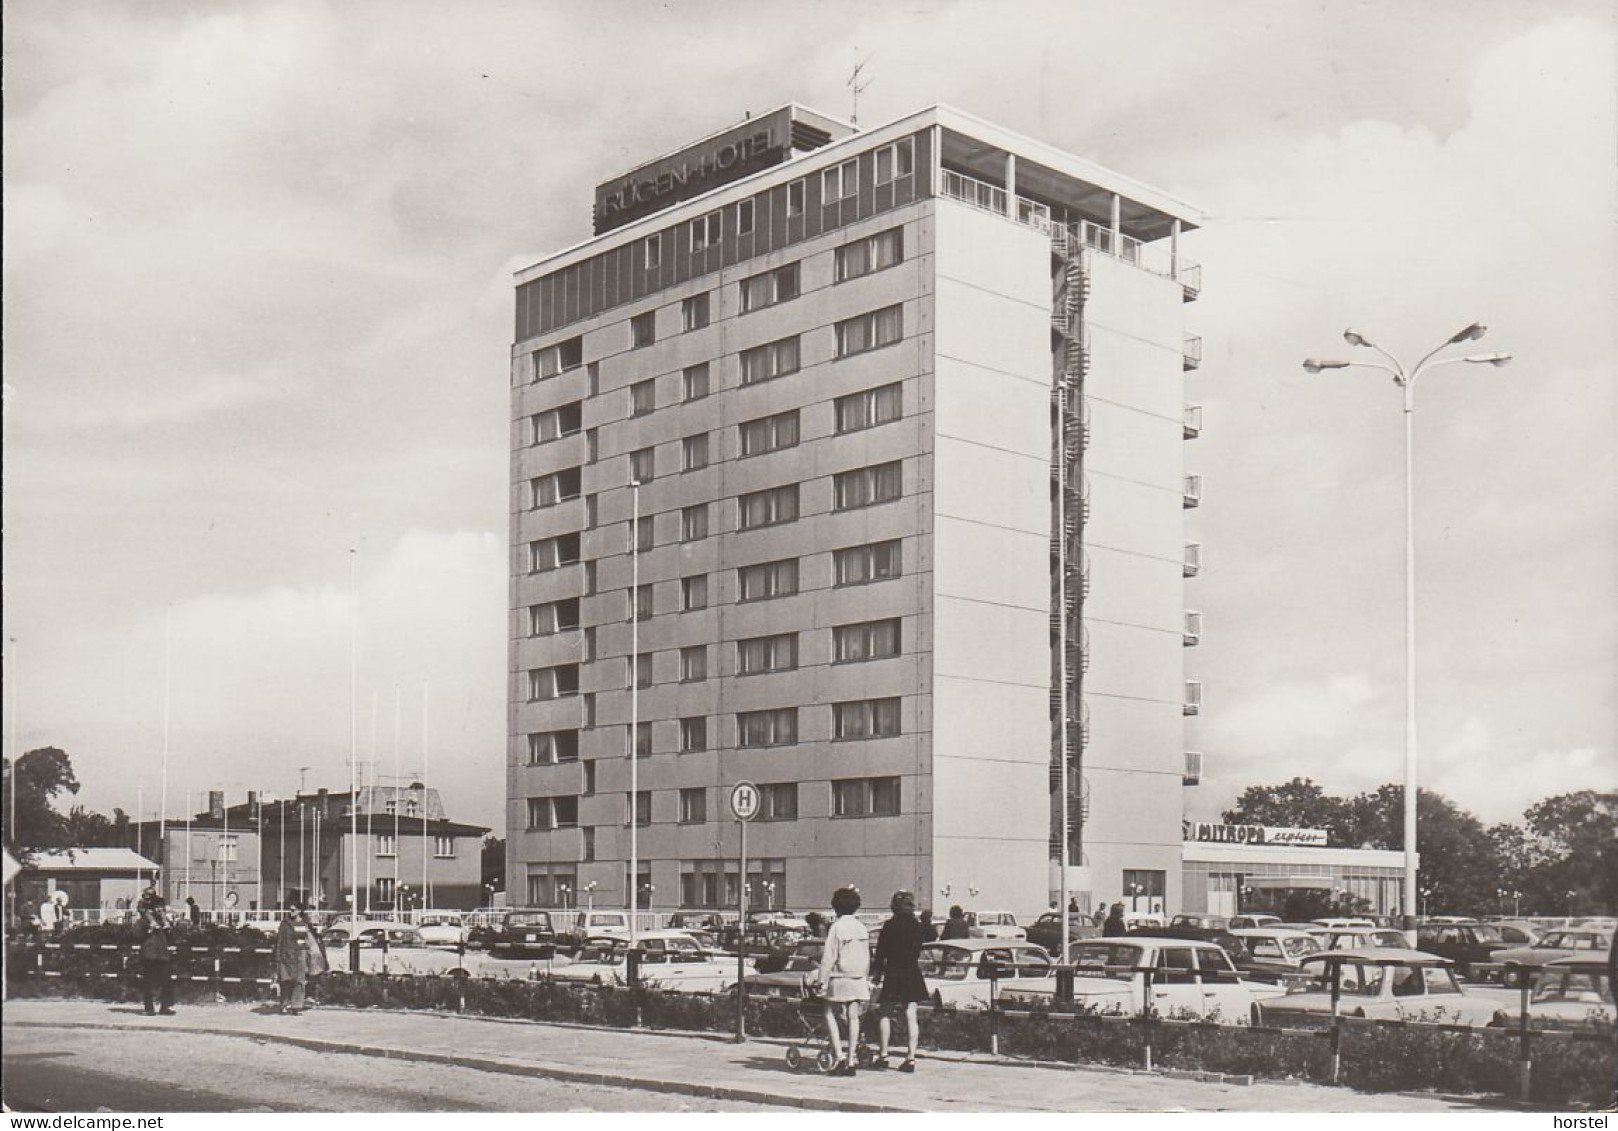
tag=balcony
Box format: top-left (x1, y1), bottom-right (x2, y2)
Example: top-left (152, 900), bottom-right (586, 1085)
top-left (1183, 404), bottom-right (1202, 439)
top-left (1183, 680), bottom-right (1203, 716)
top-left (941, 168), bottom-right (1008, 216)
top-left (1183, 610), bottom-right (1202, 647)
top-left (1182, 335), bottom-right (1202, 371)
top-left (1183, 542), bottom-right (1202, 578)
top-left (1183, 751), bottom-right (1203, 786)
top-left (1183, 474), bottom-right (1202, 509)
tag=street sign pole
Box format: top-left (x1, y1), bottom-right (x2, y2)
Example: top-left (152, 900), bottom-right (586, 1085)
top-left (728, 780), bottom-right (759, 1045)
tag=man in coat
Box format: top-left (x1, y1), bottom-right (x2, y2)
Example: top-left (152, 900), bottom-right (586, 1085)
top-left (274, 906), bottom-right (311, 1015)
top-left (138, 908), bottom-right (177, 1015)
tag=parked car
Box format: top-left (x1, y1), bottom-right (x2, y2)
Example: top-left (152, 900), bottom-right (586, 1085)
top-left (1170, 914), bottom-right (1230, 931)
top-left (1230, 928), bottom-right (1325, 987)
top-left (1414, 921), bottom-right (1512, 978)
top-left (1120, 911), bottom-right (1167, 931)
top-left (739, 940), bottom-right (823, 999)
top-left (1313, 918), bottom-right (1376, 930)
top-left (321, 919), bottom-right (427, 948)
top-left (547, 930), bottom-right (751, 992)
top-left (321, 920), bottom-right (471, 977)
top-left (1489, 921), bottom-right (1542, 946)
top-left (966, 911), bottom-right (1027, 941)
top-left (1312, 926), bottom-right (1413, 951)
top-left (917, 939), bottom-right (1056, 1009)
top-left (1490, 957), bottom-right (1614, 1031)
top-left (741, 925), bottom-right (812, 974)
top-left (1261, 948), bottom-right (1500, 1027)
top-left (1025, 912), bottom-right (1102, 956)
top-left (1229, 914), bottom-right (1282, 931)
top-left (1002, 937), bottom-right (1282, 1024)
top-left (416, 912), bottom-right (466, 949)
top-left (1493, 929), bottom-right (1613, 988)
top-left (1122, 927), bottom-right (1253, 972)
top-left (486, 910), bottom-right (560, 959)
top-left (747, 911), bottom-right (811, 933)
top-left (557, 909), bottom-right (661, 946)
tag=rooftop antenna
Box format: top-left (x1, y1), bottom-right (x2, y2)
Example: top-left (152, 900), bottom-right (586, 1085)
top-left (847, 54), bottom-right (874, 130)
top-left (298, 766), bottom-right (312, 793)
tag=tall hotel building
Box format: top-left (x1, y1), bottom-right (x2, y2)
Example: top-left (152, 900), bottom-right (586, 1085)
top-left (509, 105), bottom-right (1204, 917)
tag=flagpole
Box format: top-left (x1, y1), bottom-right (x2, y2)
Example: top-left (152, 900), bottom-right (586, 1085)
top-left (159, 605), bottom-right (172, 903)
top-left (366, 691), bottom-right (378, 914)
top-left (349, 547), bottom-right (359, 925)
top-left (184, 790), bottom-right (193, 906)
top-left (393, 685), bottom-right (402, 915)
top-left (421, 678), bottom-right (430, 915)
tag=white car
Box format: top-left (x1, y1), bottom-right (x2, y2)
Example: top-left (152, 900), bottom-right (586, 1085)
top-left (416, 912), bottom-right (467, 948)
top-left (1311, 926), bottom-right (1413, 951)
top-left (546, 931), bottom-right (754, 992)
top-left (1313, 918), bottom-right (1377, 930)
top-left (1004, 937), bottom-right (1283, 1024)
top-left (966, 912), bottom-right (1027, 941)
top-left (916, 940), bottom-right (1057, 1009)
top-left (1263, 947), bottom-right (1500, 1027)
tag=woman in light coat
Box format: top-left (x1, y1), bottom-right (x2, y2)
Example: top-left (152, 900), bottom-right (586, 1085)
top-left (816, 886), bottom-right (871, 1077)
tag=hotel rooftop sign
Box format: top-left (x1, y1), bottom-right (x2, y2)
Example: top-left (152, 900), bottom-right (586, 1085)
top-left (592, 106), bottom-right (846, 235)
top-left (1183, 821), bottom-right (1329, 848)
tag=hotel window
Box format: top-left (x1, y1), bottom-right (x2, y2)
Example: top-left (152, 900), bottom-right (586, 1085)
top-left (550, 798), bottom-right (579, 830)
top-left (630, 311), bottom-right (656, 349)
top-left (834, 618), bottom-right (901, 663)
top-left (787, 178), bottom-right (805, 216)
top-left (534, 336), bottom-right (583, 381)
top-left (583, 692), bottom-right (596, 727)
top-left (821, 158), bottom-right (858, 201)
top-left (636, 514), bottom-right (654, 552)
top-left (377, 877), bottom-right (396, 903)
top-left (737, 198), bottom-right (756, 236)
top-left (761, 782), bottom-right (799, 821)
top-left (634, 652), bottom-right (653, 689)
top-left (526, 867), bottom-right (576, 908)
top-left (835, 305), bottom-right (904, 358)
top-left (737, 707), bottom-right (797, 748)
top-left (376, 834), bottom-right (396, 857)
top-left (874, 138), bottom-right (914, 184)
top-left (527, 730), bottom-right (579, 765)
top-left (682, 292), bottom-right (710, 331)
top-left (680, 645), bottom-right (708, 683)
top-left (738, 410), bottom-right (799, 457)
top-left (528, 532), bottom-right (581, 573)
top-left (588, 362), bottom-right (600, 396)
top-left (630, 446), bottom-right (656, 483)
top-left (683, 363), bottom-right (710, 402)
top-left (529, 598), bottom-right (580, 637)
top-left (681, 574), bottom-right (708, 612)
top-left (633, 583), bottom-right (653, 622)
top-left (835, 227), bottom-right (904, 282)
top-left (582, 826), bottom-right (596, 862)
top-left (738, 484), bottom-right (799, 530)
top-left (680, 503), bottom-right (709, 542)
top-left (528, 664), bottom-right (580, 702)
top-left (630, 378), bottom-right (656, 417)
top-left (739, 336), bottom-right (800, 386)
top-left (586, 428), bottom-right (599, 462)
top-left (644, 234), bottom-right (662, 270)
top-left (530, 467), bottom-right (582, 509)
top-left (680, 716), bottom-right (707, 753)
top-left (530, 402), bottom-right (583, 445)
top-left (833, 776), bottom-right (901, 818)
top-left (740, 263), bottom-right (800, 313)
top-left (690, 210), bottom-right (722, 252)
top-left (835, 383), bottom-right (903, 434)
top-left (682, 433), bottom-right (709, 472)
top-left (583, 761), bottom-right (597, 795)
top-left (679, 788), bottom-right (707, 825)
top-left (434, 836), bottom-right (456, 858)
top-left (833, 697), bottom-right (902, 739)
top-left (635, 721), bottom-right (652, 759)
top-left (833, 461), bottom-right (903, 511)
top-left (385, 800), bottom-right (397, 815)
top-left (627, 790), bottom-right (652, 827)
top-left (737, 632), bottom-right (797, 676)
top-left (584, 495), bottom-right (598, 530)
top-left (834, 542), bottom-right (901, 589)
top-left (738, 558), bottom-right (799, 603)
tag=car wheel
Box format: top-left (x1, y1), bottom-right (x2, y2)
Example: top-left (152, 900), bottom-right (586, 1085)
top-left (450, 967), bottom-right (470, 980)
top-left (1501, 966), bottom-right (1524, 989)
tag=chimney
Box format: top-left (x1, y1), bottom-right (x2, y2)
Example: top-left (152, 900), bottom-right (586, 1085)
top-left (208, 791), bottom-right (225, 819)
top-left (317, 787), bottom-right (329, 815)
top-left (247, 790), bottom-right (258, 806)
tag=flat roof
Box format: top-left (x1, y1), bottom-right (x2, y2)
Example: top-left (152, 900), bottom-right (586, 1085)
top-left (26, 848), bottom-right (160, 873)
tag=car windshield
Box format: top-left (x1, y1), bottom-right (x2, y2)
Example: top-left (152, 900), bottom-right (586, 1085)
top-left (508, 914), bottom-right (551, 929)
top-left (1285, 936), bottom-right (1324, 958)
top-left (984, 948), bottom-right (1052, 978)
top-left (1305, 961), bottom-right (1386, 996)
top-left (1534, 971), bottom-right (1612, 1005)
top-left (917, 947), bottom-right (973, 980)
top-left (1369, 931), bottom-right (1407, 948)
top-left (1071, 944), bottom-right (1143, 973)
top-left (1470, 925), bottom-right (1503, 943)
top-left (979, 914), bottom-right (1015, 926)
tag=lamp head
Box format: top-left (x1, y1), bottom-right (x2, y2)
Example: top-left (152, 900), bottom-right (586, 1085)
top-left (1449, 321), bottom-right (1487, 344)
top-left (1343, 328), bottom-right (1375, 348)
top-left (1303, 358), bottom-right (1352, 373)
top-left (1465, 352), bottom-right (1512, 367)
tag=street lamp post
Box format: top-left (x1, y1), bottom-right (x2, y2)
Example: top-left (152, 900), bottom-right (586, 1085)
top-left (1303, 323), bottom-right (1511, 934)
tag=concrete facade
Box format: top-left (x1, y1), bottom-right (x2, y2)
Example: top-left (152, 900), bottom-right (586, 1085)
top-left (509, 105), bottom-right (1202, 923)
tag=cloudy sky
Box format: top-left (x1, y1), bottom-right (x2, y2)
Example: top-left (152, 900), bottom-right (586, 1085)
top-left (5, 0), bottom-right (1614, 836)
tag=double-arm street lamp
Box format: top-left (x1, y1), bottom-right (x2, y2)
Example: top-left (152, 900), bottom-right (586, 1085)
top-left (1303, 323), bottom-right (1511, 931)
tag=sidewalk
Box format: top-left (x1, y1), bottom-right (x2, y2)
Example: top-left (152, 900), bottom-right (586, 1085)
top-left (3, 999), bottom-right (1477, 1113)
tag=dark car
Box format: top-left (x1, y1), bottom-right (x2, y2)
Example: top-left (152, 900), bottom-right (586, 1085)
top-left (1026, 912), bottom-right (1102, 956)
top-left (486, 910), bottom-right (560, 959)
top-left (1415, 921), bottom-right (1510, 978)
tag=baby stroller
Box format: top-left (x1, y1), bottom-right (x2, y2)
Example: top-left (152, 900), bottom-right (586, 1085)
top-left (784, 979), bottom-right (877, 1073)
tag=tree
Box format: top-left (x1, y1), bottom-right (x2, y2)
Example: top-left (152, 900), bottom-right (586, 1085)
top-left (1221, 778), bottom-right (1355, 842)
top-left (1346, 785), bottom-right (1504, 914)
top-left (481, 835), bottom-right (505, 900)
top-left (1, 747), bottom-right (82, 855)
top-left (1519, 791), bottom-right (1618, 915)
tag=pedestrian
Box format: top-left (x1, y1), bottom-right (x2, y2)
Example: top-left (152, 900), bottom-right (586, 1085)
top-left (301, 907), bottom-right (330, 1007)
top-left (39, 893), bottom-right (64, 936)
top-left (185, 896), bottom-right (202, 928)
top-left (1103, 902), bottom-right (1127, 937)
top-left (815, 886), bottom-right (871, 1077)
top-left (939, 905), bottom-right (970, 941)
top-left (138, 908), bottom-right (177, 1016)
top-left (870, 890), bottom-right (928, 1073)
top-left (804, 910), bottom-right (825, 939)
top-left (1092, 906), bottom-right (1108, 928)
top-left (138, 877), bottom-right (165, 915)
top-left (918, 909), bottom-right (938, 943)
top-left (274, 904), bottom-right (312, 1015)
top-left (1068, 896), bottom-right (1080, 914)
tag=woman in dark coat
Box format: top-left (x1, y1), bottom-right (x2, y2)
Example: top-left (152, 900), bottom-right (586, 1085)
top-left (870, 890), bottom-right (929, 1072)
top-left (274, 905), bottom-right (311, 1014)
top-left (1102, 902), bottom-right (1127, 937)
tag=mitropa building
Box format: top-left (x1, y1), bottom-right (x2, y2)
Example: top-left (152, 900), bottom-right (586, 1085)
top-left (1179, 821), bottom-right (1410, 917)
top-left (508, 104), bottom-right (1205, 921)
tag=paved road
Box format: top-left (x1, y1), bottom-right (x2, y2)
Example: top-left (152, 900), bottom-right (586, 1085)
top-left (3, 1025), bottom-right (783, 1113)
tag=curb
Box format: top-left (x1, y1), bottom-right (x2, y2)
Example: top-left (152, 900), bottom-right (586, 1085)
top-left (7, 1018), bottom-right (914, 1114)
